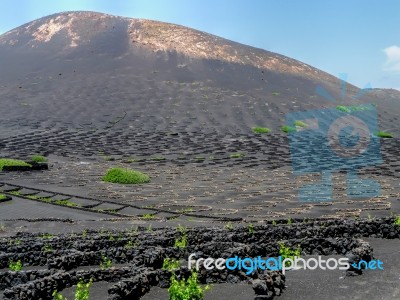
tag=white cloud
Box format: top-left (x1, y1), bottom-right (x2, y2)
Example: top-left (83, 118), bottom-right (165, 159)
top-left (383, 45), bottom-right (400, 72)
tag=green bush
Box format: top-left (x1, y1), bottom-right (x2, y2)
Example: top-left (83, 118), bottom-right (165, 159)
top-left (280, 126), bottom-right (296, 133)
top-left (31, 155), bottom-right (47, 163)
top-left (279, 242), bottom-right (301, 267)
top-left (52, 278), bottom-right (93, 300)
top-left (102, 168), bottom-right (150, 184)
top-left (174, 225), bottom-right (188, 248)
top-left (294, 120), bottom-right (308, 128)
top-left (0, 158), bottom-right (31, 171)
top-left (100, 256), bottom-right (112, 269)
top-left (336, 105), bottom-right (351, 112)
top-left (174, 235), bottom-right (187, 248)
top-left (9, 260), bottom-right (23, 271)
top-left (0, 194), bottom-right (7, 201)
top-left (168, 272), bottom-right (209, 300)
top-left (394, 216), bottom-right (400, 226)
top-left (375, 131), bottom-right (394, 138)
top-left (252, 127), bottom-right (271, 134)
top-left (162, 258), bottom-right (181, 271)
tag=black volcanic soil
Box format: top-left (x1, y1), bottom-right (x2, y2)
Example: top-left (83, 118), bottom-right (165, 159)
top-left (0, 11), bottom-right (399, 300)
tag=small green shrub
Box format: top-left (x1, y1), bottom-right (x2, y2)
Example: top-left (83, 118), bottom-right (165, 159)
top-left (230, 153), bottom-right (245, 159)
top-left (100, 256), bottom-right (112, 270)
top-left (0, 158), bottom-right (31, 171)
top-left (168, 272), bottom-right (209, 300)
top-left (31, 155), bottom-right (47, 163)
top-left (174, 225), bottom-right (188, 248)
top-left (102, 168), bottom-right (150, 184)
top-left (174, 235), bottom-right (187, 248)
top-left (271, 92), bottom-right (280, 96)
top-left (394, 216), bottom-right (400, 226)
top-left (375, 131), bottom-right (394, 138)
top-left (75, 278), bottom-right (93, 300)
top-left (124, 240), bottom-right (136, 249)
top-left (280, 126), bottom-right (296, 133)
top-left (9, 260), bottom-right (23, 271)
top-left (43, 244), bottom-right (54, 253)
top-left (248, 224), bottom-right (254, 235)
top-left (0, 194), bottom-right (7, 201)
top-left (224, 222), bottom-right (233, 231)
top-left (294, 120), bottom-right (308, 128)
top-left (55, 199), bottom-right (78, 207)
top-left (162, 258), bottom-right (181, 271)
top-left (142, 214), bottom-right (156, 220)
top-left (177, 224), bottom-right (187, 234)
top-left (336, 105), bottom-right (351, 112)
top-left (52, 278), bottom-right (93, 300)
top-left (252, 127), bottom-right (271, 134)
top-left (279, 242), bottom-right (301, 267)
top-left (41, 233), bottom-right (54, 239)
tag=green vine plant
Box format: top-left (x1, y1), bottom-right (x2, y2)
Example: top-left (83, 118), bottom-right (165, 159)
top-left (100, 256), bottom-right (112, 270)
top-left (52, 278), bottom-right (93, 300)
top-left (168, 272), bottom-right (210, 300)
top-left (9, 260), bottom-right (23, 271)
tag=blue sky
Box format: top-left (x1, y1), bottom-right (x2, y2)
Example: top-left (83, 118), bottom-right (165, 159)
top-left (1, 0), bottom-right (399, 90)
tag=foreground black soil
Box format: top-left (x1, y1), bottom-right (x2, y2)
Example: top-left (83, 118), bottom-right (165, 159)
top-left (0, 218), bottom-right (399, 299)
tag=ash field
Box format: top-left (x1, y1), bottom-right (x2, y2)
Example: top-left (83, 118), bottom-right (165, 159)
top-left (0, 11), bottom-right (399, 300)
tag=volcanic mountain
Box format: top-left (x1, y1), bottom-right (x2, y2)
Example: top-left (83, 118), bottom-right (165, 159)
top-left (0, 11), bottom-right (398, 138)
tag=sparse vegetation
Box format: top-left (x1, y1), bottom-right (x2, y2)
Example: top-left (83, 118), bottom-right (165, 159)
top-left (41, 233), bottom-right (54, 239)
top-left (224, 222), bottom-right (233, 231)
top-left (279, 242), bottom-right (301, 267)
top-left (252, 127), bottom-right (271, 134)
top-left (271, 92), bottom-right (280, 96)
top-left (9, 260), bottom-right (23, 271)
top-left (0, 223), bottom-right (5, 232)
top-left (0, 158), bottom-right (31, 171)
top-left (280, 126), bottom-right (296, 133)
top-left (248, 224), bottom-right (255, 235)
top-left (336, 105), bottom-right (351, 113)
top-left (55, 199), bottom-right (78, 207)
top-left (102, 168), bottom-right (150, 184)
top-left (124, 240), bottom-right (136, 249)
top-left (26, 194), bottom-right (53, 203)
top-left (294, 120), bottom-right (308, 128)
top-left (100, 256), bottom-right (112, 270)
top-left (168, 272), bottom-right (209, 300)
top-left (52, 278), bottom-right (93, 300)
top-left (43, 244), bottom-right (54, 253)
top-left (162, 258), bottom-right (181, 271)
top-left (394, 216), bottom-right (400, 226)
top-left (174, 235), bottom-right (187, 248)
top-left (336, 104), bottom-right (373, 113)
top-left (142, 213), bottom-right (156, 220)
top-left (0, 194), bottom-right (8, 201)
top-left (375, 131), bottom-right (394, 138)
top-left (31, 155), bottom-right (47, 163)
top-left (230, 153), bottom-right (245, 159)
top-left (174, 225), bottom-right (188, 248)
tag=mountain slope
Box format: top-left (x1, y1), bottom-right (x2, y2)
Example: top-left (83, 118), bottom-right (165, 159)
top-left (0, 11), bottom-right (395, 137)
